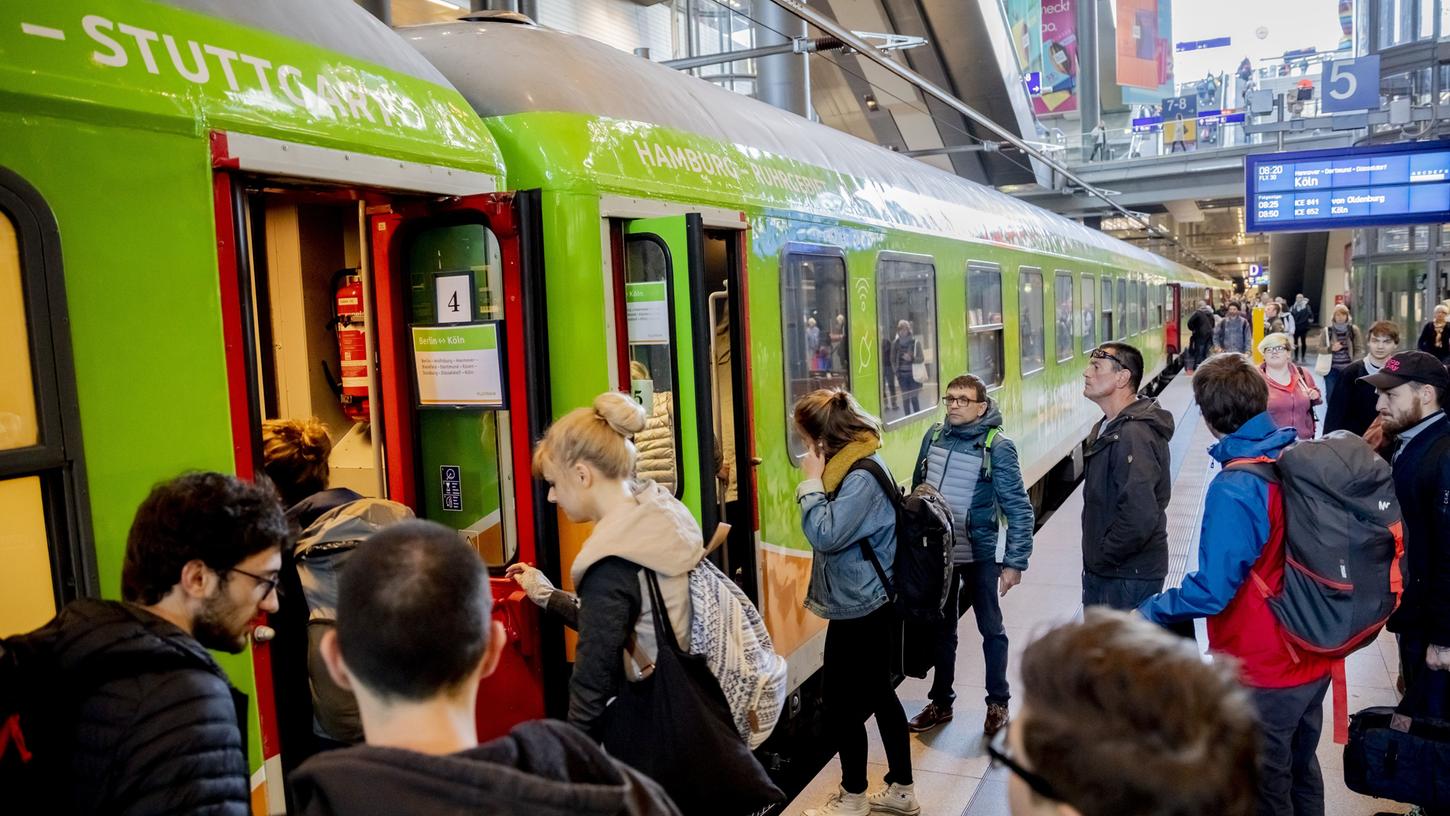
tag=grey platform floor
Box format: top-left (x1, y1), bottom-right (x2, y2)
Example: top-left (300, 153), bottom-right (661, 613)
top-left (786, 372), bottom-right (1411, 816)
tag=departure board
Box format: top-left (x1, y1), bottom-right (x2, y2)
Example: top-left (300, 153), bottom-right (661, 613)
top-left (1244, 141), bottom-right (1450, 233)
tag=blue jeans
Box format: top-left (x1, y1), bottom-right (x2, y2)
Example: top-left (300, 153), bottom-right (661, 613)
top-left (1082, 570), bottom-right (1163, 611)
top-left (928, 562), bottom-right (1010, 708)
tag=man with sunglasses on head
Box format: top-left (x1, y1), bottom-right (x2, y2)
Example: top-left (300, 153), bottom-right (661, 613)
top-left (1080, 342), bottom-right (1174, 611)
top-left (994, 609), bottom-right (1258, 816)
top-left (906, 374), bottom-right (1035, 737)
top-left (7, 472), bottom-right (288, 816)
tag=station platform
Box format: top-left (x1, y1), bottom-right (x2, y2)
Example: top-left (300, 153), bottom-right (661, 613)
top-left (786, 372), bottom-right (1410, 816)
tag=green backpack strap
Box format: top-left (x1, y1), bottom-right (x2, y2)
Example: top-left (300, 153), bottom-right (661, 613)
top-left (981, 427), bottom-right (1001, 482)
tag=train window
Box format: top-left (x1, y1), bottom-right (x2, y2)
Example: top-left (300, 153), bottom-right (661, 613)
top-left (0, 215), bottom-right (37, 450)
top-left (967, 262), bottom-right (1004, 388)
top-left (783, 247), bottom-right (849, 460)
top-left (1128, 279), bottom-right (1141, 335)
top-left (877, 255), bottom-right (938, 426)
top-left (1082, 274), bottom-right (1097, 351)
top-left (1020, 268), bottom-right (1045, 376)
top-left (625, 236), bottom-right (680, 495)
top-left (1054, 272), bottom-right (1074, 362)
top-left (1139, 280), bottom-right (1150, 329)
top-left (0, 169), bottom-right (93, 636)
top-left (1158, 284), bottom-right (1167, 326)
top-left (1115, 278), bottom-right (1127, 338)
top-left (1099, 276), bottom-right (1113, 342)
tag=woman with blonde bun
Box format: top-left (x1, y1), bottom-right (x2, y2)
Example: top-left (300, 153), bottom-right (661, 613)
top-left (507, 391), bottom-right (703, 738)
top-left (1257, 332), bottom-right (1321, 439)
top-left (792, 388), bottom-right (917, 816)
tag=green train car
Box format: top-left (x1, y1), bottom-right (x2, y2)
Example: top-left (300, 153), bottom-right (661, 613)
top-left (0, 1), bottom-right (1221, 809)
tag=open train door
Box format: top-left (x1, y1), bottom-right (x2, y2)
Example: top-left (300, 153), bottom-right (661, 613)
top-left (617, 214), bottom-right (758, 594)
top-left (367, 190), bottom-right (551, 740)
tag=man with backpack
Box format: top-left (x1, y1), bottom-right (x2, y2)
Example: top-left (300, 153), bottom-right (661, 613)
top-left (2, 472), bottom-right (288, 815)
top-left (1081, 342), bottom-right (1174, 610)
top-left (292, 520), bottom-right (681, 816)
top-left (906, 374), bottom-right (1034, 737)
top-left (1364, 351), bottom-right (1450, 722)
top-left (1138, 353), bottom-right (1340, 816)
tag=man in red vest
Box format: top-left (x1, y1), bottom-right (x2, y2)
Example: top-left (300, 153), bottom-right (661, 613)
top-left (1138, 353), bottom-right (1333, 816)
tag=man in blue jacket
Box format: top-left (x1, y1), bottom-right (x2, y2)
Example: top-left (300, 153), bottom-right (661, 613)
top-left (907, 374), bottom-right (1035, 736)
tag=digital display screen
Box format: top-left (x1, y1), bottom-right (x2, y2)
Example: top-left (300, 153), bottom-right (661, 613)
top-left (1244, 141), bottom-right (1450, 232)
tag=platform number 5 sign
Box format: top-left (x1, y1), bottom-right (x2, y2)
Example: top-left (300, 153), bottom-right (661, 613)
top-left (1321, 55), bottom-right (1379, 113)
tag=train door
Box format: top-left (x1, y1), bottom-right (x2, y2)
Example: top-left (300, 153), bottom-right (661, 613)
top-left (367, 193), bottom-right (550, 735)
top-left (1165, 284), bottom-right (1182, 357)
top-left (615, 214), bottom-right (758, 593)
top-left (219, 172), bottom-right (550, 804)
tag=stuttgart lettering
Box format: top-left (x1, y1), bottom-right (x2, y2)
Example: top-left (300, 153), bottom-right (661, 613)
top-left (31, 13), bottom-right (431, 131)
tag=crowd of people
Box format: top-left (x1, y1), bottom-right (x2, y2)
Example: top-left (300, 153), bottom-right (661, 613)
top-left (6, 302), bottom-right (1450, 816)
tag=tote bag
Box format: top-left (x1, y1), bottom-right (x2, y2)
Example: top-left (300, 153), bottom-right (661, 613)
top-left (601, 571), bottom-right (784, 815)
top-left (1314, 352), bottom-right (1334, 376)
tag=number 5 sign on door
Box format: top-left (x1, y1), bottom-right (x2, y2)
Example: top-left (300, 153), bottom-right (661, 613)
top-left (1320, 55), bottom-right (1380, 114)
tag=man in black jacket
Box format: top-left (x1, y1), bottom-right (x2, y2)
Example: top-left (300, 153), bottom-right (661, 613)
top-left (1364, 352), bottom-right (1450, 724)
top-left (1185, 300), bottom-right (1215, 372)
top-left (293, 520), bottom-right (679, 816)
top-left (15, 472), bottom-right (288, 816)
top-left (1080, 342), bottom-right (1174, 610)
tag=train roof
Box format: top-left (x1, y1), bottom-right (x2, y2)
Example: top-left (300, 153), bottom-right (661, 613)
top-left (2, 0), bottom-right (502, 175)
top-left (403, 18), bottom-right (1223, 285)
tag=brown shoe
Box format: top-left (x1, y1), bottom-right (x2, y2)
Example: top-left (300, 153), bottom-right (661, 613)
top-left (908, 702), bottom-right (953, 733)
top-left (983, 703), bottom-right (1010, 736)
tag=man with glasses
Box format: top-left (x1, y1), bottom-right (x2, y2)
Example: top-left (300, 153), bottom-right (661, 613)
top-left (995, 609), bottom-right (1258, 816)
top-left (906, 374), bottom-right (1035, 737)
top-left (9, 472), bottom-right (288, 815)
top-left (1080, 343), bottom-right (1174, 610)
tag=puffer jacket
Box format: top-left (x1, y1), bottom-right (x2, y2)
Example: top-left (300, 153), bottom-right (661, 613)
top-left (292, 719), bottom-right (680, 816)
top-left (634, 392), bottom-right (676, 492)
top-left (20, 598), bottom-right (250, 816)
top-left (910, 399), bottom-right (1034, 570)
top-left (543, 482), bottom-right (703, 735)
top-left (1081, 397), bottom-right (1175, 580)
top-left (796, 448), bottom-right (897, 619)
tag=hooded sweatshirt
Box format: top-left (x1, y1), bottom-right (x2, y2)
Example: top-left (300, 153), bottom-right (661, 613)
top-left (1081, 397), bottom-right (1175, 579)
top-left (553, 481), bottom-right (703, 734)
top-left (291, 719), bottom-right (681, 816)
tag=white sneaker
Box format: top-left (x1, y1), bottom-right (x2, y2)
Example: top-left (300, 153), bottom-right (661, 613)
top-left (868, 782), bottom-right (921, 815)
top-left (804, 786), bottom-right (870, 816)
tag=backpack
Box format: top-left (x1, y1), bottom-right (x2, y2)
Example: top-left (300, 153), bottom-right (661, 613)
top-left (0, 627), bottom-right (192, 809)
top-left (838, 458), bottom-right (956, 623)
top-left (687, 558), bottom-right (787, 749)
top-left (294, 497), bottom-right (414, 743)
top-left (1225, 431), bottom-right (1404, 658)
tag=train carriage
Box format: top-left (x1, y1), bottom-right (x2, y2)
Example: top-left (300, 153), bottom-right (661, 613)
top-left (2, 1), bottom-right (1226, 809)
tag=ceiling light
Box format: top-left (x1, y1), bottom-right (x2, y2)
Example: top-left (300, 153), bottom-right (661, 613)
top-left (427, 0), bottom-right (465, 8)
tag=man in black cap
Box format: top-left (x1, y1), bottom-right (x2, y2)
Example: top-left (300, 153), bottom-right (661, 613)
top-left (1363, 351), bottom-right (1450, 736)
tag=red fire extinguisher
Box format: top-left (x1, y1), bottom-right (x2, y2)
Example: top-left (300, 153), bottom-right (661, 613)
top-left (328, 270), bottom-right (370, 422)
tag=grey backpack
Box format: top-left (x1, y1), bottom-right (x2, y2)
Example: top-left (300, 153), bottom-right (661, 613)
top-left (295, 498), bottom-right (414, 743)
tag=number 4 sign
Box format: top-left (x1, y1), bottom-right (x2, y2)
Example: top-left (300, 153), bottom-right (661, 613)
top-left (435, 273), bottom-right (474, 324)
top-left (1320, 55), bottom-right (1380, 113)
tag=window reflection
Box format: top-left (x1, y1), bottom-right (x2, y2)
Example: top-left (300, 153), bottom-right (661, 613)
top-left (877, 257), bottom-right (937, 425)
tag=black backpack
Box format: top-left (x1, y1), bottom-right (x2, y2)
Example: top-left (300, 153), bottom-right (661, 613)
top-left (0, 630), bottom-right (190, 811)
top-left (835, 458), bottom-right (955, 623)
top-left (1225, 431), bottom-right (1404, 658)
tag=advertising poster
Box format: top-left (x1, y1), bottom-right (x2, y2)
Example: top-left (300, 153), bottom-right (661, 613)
top-left (1118, 0), bottom-right (1175, 104)
top-left (1005, 0), bottom-right (1078, 117)
top-left (411, 322), bottom-right (505, 408)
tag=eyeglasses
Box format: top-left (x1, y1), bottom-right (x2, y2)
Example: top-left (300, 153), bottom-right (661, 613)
top-left (986, 726), bottom-right (1062, 802)
top-left (1089, 348), bottom-right (1124, 370)
top-left (1263, 345), bottom-right (1290, 353)
top-left (942, 396), bottom-right (984, 407)
top-left (227, 567), bottom-right (282, 599)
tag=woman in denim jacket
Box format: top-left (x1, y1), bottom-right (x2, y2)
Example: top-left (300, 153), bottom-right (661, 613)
top-left (793, 389), bottom-right (917, 816)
